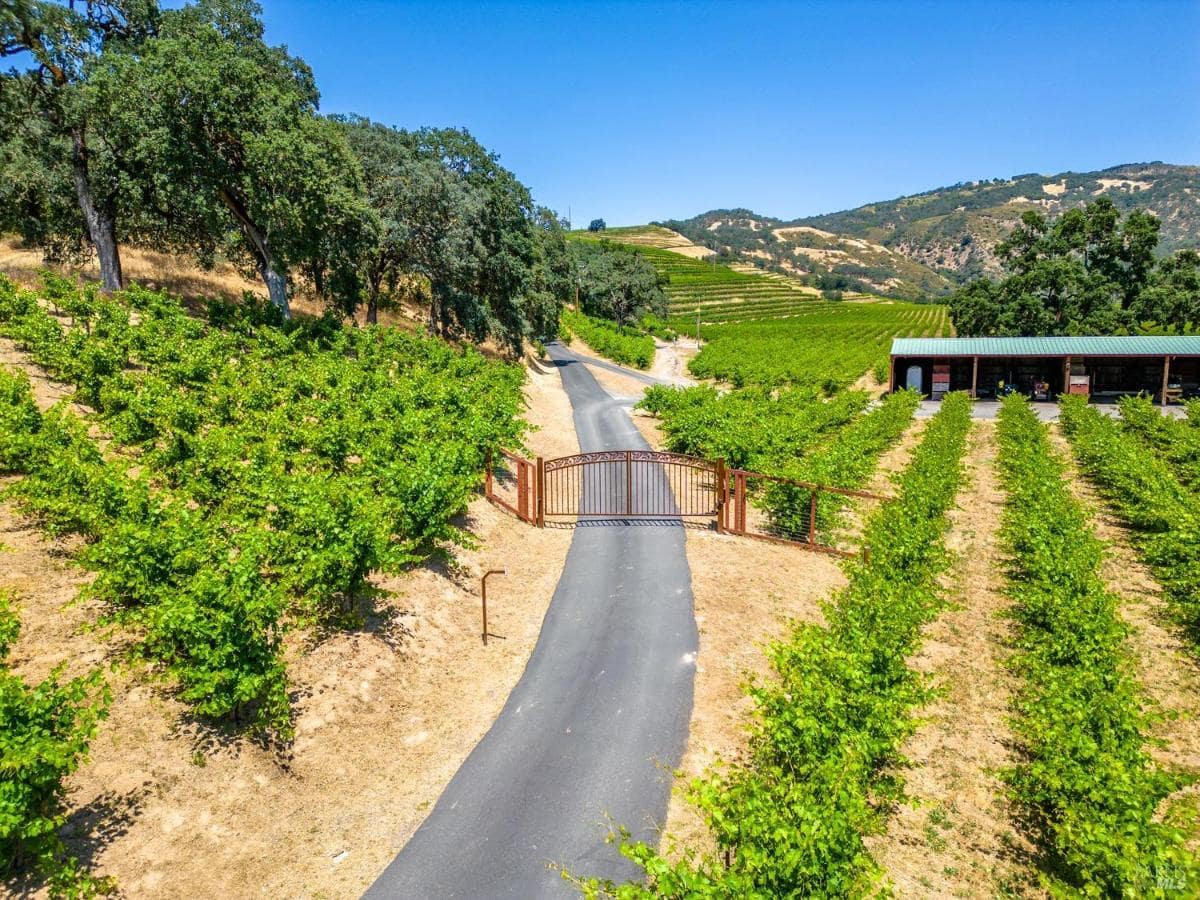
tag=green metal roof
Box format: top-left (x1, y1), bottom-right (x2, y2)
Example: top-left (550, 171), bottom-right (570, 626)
top-left (891, 336), bottom-right (1200, 358)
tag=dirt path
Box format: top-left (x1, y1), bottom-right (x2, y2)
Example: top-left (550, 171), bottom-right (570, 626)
top-left (1048, 427), bottom-right (1200, 780)
top-left (649, 337), bottom-right (699, 384)
top-left (865, 417), bottom-right (927, 496)
top-left (868, 422), bottom-right (1037, 898)
top-left (1, 349), bottom-right (578, 899)
top-left (837, 417), bottom-right (927, 546)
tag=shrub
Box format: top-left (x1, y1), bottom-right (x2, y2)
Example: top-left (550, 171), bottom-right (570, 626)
top-left (1059, 394), bottom-right (1200, 650)
top-left (560, 309), bottom-right (654, 369)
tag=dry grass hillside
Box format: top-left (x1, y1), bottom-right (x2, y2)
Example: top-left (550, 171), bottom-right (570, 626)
top-left (0, 237), bottom-right (423, 327)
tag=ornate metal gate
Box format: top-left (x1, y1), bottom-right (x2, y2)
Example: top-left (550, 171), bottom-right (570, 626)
top-left (541, 450), bottom-right (721, 520)
top-left (484, 448), bottom-right (888, 556)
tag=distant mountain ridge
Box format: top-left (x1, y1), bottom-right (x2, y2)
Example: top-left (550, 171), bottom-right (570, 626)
top-left (661, 162), bottom-right (1200, 298)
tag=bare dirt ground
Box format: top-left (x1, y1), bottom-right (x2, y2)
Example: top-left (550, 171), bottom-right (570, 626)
top-left (1048, 428), bottom-right (1200, 810)
top-left (867, 423), bottom-right (1039, 899)
top-left (836, 418), bottom-right (926, 547)
top-left (649, 338), bottom-right (698, 385)
top-left (0, 337), bottom-right (78, 411)
top-left (578, 357), bottom-right (653, 402)
top-left (865, 418), bottom-right (926, 498)
top-left (850, 367), bottom-right (889, 399)
top-left (2, 346), bottom-right (578, 899)
top-left (564, 334), bottom-right (696, 398)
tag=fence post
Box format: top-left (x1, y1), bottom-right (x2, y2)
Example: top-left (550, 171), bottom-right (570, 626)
top-left (808, 490), bottom-right (818, 546)
top-left (535, 457), bottom-right (545, 527)
top-left (729, 472), bottom-right (739, 535)
top-left (517, 458), bottom-right (528, 521)
top-left (715, 459), bottom-right (726, 532)
top-left (485, 450), bottom-right (493, 500)
top-left (481, 569), bottom-right (506, 645)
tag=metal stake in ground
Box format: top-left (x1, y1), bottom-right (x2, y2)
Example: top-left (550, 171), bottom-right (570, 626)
top-left (481, 569), bottom-right (506, 646)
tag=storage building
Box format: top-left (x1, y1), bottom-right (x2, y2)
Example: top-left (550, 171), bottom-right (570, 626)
top-left (889, 336), bottom-right (1200, 406)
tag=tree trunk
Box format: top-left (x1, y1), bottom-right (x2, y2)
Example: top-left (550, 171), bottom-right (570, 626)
top-left (258, 260), bottom-right (289, 318)
top-left (217, 187), bottom-right (290, 319)
top-left (70, 127), bottom-right (122, 292)
top-left (367, 284), bottom-right (379, 325)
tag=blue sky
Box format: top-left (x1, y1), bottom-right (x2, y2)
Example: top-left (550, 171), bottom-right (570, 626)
top-left (258, 0), bottom-right (1200, 227)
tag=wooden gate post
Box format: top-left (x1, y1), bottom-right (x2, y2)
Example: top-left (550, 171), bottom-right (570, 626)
top-left (734, 472), bottom-right (747, 534)
top-left (535, 457), bottom-right (545, 527)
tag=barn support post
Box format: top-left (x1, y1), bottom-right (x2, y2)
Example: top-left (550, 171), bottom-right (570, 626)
top-left (1162, 355), bottom-right (1171, 407)
top-left (1063, 355), bottom-right (1071, 400)
top-left (970, 356), bottom-right (978, 398)
top-left (888, 357), bottom-right (896, 394)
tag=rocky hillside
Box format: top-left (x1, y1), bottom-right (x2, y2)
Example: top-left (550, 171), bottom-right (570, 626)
top-left (662, 162), bottom-right (1200, 298)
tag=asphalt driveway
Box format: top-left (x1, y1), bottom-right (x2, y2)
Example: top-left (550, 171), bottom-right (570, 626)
top-left (364, 342), bottom-right (697, 899)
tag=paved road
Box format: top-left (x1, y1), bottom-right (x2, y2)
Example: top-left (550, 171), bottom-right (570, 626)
top-left (365, 341), bottom-right (697, 899)
top-left (564, 347), bottom-right (684, 387)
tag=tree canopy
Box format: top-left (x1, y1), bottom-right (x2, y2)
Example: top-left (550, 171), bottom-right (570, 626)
top-left (950, 198), bottom-right (1200, 335)
top-left (572, 240), bottom-right (667, 327)
top-left (334, 115), bottom-right (573, 349)
top-left (85, 0), bottom-right (373, 317)
top-left (1, 0), bottom-right (578, 347)
top-left (1, 0), bottom-right (160, 291)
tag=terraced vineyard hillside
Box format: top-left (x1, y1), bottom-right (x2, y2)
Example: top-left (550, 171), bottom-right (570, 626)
top-left (571, 225), bottom-right (952, 389)
top-left (572, 226), bottom-right (853, 324)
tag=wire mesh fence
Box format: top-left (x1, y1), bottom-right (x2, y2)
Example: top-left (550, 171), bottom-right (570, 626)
top-left (721, 469), bottom-right (888, 556)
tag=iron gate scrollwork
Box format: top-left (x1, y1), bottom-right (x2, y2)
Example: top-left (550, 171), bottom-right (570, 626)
top-left (541, 450), bottom-right (721, 520)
